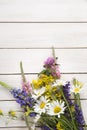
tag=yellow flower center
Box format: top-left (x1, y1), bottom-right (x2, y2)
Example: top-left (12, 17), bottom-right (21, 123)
top-left (9, 111), bottom-right (16, 117)
top-left (11, 112), bottom-right (16, 117)
top-left (40, 102), bottom-right (46, 109)
top-left (54, 106), bottom-right (61, 113)
top-left (74, 88), bottom-right (80, 93)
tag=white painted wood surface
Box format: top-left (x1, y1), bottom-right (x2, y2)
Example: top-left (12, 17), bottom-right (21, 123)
top-left (0, 49), bottom-right (87, 73)
top-left (0, 0), bottom-right (87, 130)
top-left (0, 23), bottom-right (87, 48)
top-left (0, 0), bottom-right (87, 22)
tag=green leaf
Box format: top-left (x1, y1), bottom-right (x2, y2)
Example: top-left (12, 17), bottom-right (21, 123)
top-left (0, 81), bottom-right (12, 90)
top-left (39, 69), bottom-right (51, 76)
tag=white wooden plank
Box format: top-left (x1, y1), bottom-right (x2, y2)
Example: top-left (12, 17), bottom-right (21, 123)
top-left (0, 43), bottom-right (87, 48)
top-left (0, 100), bottom-right (86, 127)
top-left (0, 117), bottom-right (35, 127)
top-left (0, 49), bottom-right (87, 74)
top-left (0, 127), bottom-right (27, 130)
top-left (0, 113), bottom-right (26, 127)
top-left (0, 127), bottom-right (41, 130)
top-left (0, 101), bottom-right (21, 111)
top-left (0, 111), bottom-right (34, 127)
top-left (0, 111), bottom-right (36, 126)
top-left (0, 0), bottom-right (87, 22)
top-left (0, 23), bottom-right (87, 48)
top-left (0, 74), bottom-right (87, 99)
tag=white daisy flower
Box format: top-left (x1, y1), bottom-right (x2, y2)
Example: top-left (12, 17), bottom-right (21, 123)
top-left (52, 80), bottom-right (65, 87)
top-left (32, 87), bottom-right (45, 99)
top-left (70, 79), bottom-right (83, 94)
top-left (70, 85), bottom-right (83, 94)
top-left (34, 96), bottom-right (49, 115)
top-left (47, 100), bottom-right (65, 118)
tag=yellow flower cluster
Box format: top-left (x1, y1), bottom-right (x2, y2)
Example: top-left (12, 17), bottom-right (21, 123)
top-left (32, 74), bottom-right (54, 89)
top-left (32, 74), bottom-right (62, 101)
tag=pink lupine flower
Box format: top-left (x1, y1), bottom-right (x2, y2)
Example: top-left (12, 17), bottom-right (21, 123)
top-left (22, 81), bottom-right (32, 94)
top-left (51, 66), bottom-right (61, 79)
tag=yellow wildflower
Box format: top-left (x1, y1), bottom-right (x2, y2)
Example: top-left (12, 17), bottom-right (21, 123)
top-left (32, 80), bottom-right (41, 89)
top-left (38, 79), bottom-right (43, 86)
top-left (56, 92), bottom-right (61, 99)
top-left (45, 85), bottom-right (51, 91)
top-left (52, 86), bottom-right (57, 92)
top-left (25, 106), bottom-right (33, 116)
top-left (45, 92), bottom-right (52, 100)
top-left (0, 109), bottom-right (3, 115)
top-left (32, 74), bottom-right (54, 89)
top-left (39, 74), bottom-right (54, 85)
top-left (9, 110), bottom-right (16, 117)
top-left (71, 106), bottom-right (75, 112)
top-left (56, 122), bottom-right (63, 130)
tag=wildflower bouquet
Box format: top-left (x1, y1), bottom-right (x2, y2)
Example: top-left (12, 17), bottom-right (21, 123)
top-left (0, 48), bottom-right (87, 130)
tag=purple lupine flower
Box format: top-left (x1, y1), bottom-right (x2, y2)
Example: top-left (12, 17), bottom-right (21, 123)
top-left (41, 126), bottom-right (56, 130)
top-left (75, 104), bottom-right (85, 127)
top-left (10, 89), bottom-right (35, 110)
top-left (41, 125), bottom-right (50, 130)
top-left (29, 112), bottom-right (36, 117)
top-left (78, 127), bottom-right (84, 130)
top-left (44, 57), bottom-right (55, 68)
top-left (10, 89), bottom-right (22, 98)
top-left (63, 82), bottom-right (73, 106)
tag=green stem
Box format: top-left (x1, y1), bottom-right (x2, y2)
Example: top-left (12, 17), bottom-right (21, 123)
top-left (40, 119), bottom-right (53, 130)
top-left (25, 116), bottom-right (32, 130)
top-left (60, 87), bottom-right (77, 130)
top-left (54, 115), bottom-right (73, 130)
top-left (61, 115), bottom-right (74, 130)
top-left (76, 94), bottom-right (81, 109)
top-left (59, 119), bottom-right (73, 130)
top-left (52, 47), bottom-right (56, 65)
top-left (20, 61), bottom-right (26, 82)
top-left (0, 81), bottom-right (12, 90)
top-left (74, 93), bottom-right (77, 105)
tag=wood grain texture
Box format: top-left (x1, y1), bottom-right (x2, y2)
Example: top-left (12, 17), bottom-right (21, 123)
top-left (0, 0), bottom-right (87, 22)
top-left (0, 49), bottom-right (87, 74)
top-left (0, 23), bottom-right (87, 48)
